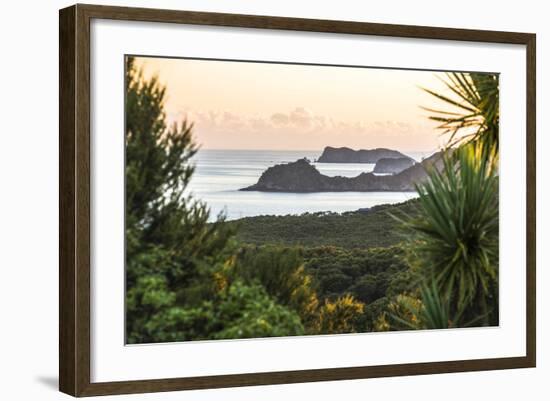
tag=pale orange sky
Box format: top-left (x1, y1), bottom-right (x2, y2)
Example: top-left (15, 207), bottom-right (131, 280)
top-left (135, 56), bottom-right (456, 153)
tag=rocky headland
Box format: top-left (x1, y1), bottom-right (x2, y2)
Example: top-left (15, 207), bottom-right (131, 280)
top-left (373, 157), bottom-right (416, 174)
top-left (317, 146), bottom-right (410, 163)
top-left (241, 152), bottom-right (444, 192)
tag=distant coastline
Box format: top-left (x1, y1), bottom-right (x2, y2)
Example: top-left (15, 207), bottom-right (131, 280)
top-left (241, 147), bottom-right (442, 193)
top-left (317, 146), bottom-right (411, 164)
top-left (187, 148), bottom-right (422, 220)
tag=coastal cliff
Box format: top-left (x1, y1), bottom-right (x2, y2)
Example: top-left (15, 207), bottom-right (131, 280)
top-left (317, 146), bottom-right (409, 163)
top-left (373, 157), bottom-right (416, 174)
top-left (241, 152), bottom-right (444, 192)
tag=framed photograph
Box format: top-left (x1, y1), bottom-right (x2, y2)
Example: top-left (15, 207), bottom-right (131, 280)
top-left (59, 4), bottom-right (536, 397)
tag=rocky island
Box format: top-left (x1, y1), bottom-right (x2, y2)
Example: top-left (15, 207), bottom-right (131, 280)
top-left (317, 146), bottom-right (410, 163)
top-left (373, 157), bottom-right (416, 174)
top-left (241, 152), bottom-right (443, 192)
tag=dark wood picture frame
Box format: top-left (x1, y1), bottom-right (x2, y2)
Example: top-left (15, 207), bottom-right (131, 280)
top-left (59, 3), bottom-right (536, 397)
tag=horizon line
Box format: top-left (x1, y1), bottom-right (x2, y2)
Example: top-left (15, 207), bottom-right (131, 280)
top-left (196, 147), bottom-right (436, 154)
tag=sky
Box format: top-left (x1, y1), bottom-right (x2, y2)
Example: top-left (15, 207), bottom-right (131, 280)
top-left (134, 56), bottom-right (456, 153)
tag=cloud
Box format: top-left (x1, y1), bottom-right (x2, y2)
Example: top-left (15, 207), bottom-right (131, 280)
top-left (270, 113), bottom-right (289, 125)
top-left (288, 107), bottom-right (312, 128)
top-left (250, 117), bottom-right (270, 131)
top-left (222, 111), bottom-right (245, 129)
top-left (370, 120), bottom-right (421, 136)
top-left (271, 107), bottom-right (314, 128)
top-left (165, 106), bottom-right (436, 150)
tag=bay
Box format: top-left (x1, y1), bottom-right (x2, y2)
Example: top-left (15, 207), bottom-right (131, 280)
top-left (187, 149), bottom-right (426, 221)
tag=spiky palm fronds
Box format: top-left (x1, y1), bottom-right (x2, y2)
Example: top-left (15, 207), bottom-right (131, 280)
top-left (387, 280), bottom-right (488, 330)
top-left (389, 281), bottom-right (455, 330)
top-left (423, 72), bottom-right (499, 161)
top-left (418, 280), bottom-right (454, 329)
top-left (404, 145), bottom-right (499, 313)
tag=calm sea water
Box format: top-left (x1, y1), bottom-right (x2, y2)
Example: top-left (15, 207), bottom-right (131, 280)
top-left (187, 150), bottom-right (428, 221)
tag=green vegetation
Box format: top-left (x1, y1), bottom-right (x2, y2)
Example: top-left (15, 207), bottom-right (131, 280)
top-left (381, 72), bottom-right (500, 331)
top-left (125, 56), bottom-right (238, 343)
top-left (402, 145), bottom-right (499, 325)
top-left (378, 281), bottom-right (462, 331)
top-left (125, 58), bottom-right (499, 343)
top-left (422, 72), bottom-right (499, 160)
top-left (304, 245), bottom-right (418, 331)
top-left (230, 200), bottom-right (419, 249)
top-left (125, 57), bottom-right (366, 343)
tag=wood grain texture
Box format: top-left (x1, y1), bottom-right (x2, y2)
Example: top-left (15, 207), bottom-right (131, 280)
top-left (59, 5), bottom-right (76, 396)
top-left (78, 356), bottom-right (533, 397)
top-left (525, 34), bottom-right (536, 367)
top-left (78, 3), bottom-right (533, 44)
top-left (75, 4), bottom-right (92, 396)
top-left (59, 3), bottom-right (537, 397)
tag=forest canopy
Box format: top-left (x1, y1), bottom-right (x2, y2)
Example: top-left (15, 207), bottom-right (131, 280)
top-left (125, 57), bottom-right (499, 343)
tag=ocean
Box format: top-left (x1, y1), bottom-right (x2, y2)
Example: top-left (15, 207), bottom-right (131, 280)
top-left (187, 149), bottom-right (429, 221)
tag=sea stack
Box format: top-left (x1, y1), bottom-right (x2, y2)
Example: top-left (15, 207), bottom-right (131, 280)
top-left (317, 146), bottom-right (410, 163)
